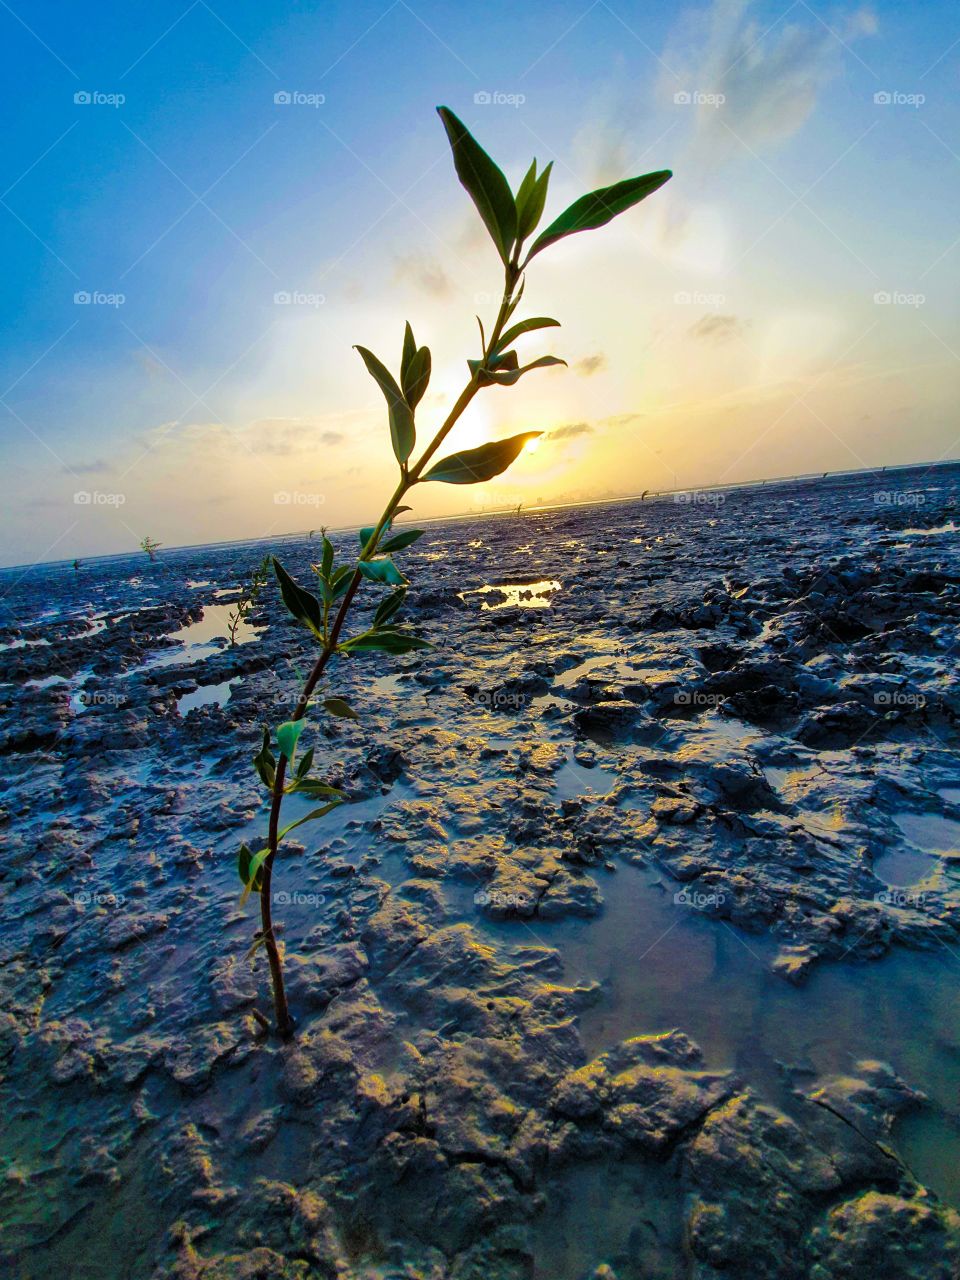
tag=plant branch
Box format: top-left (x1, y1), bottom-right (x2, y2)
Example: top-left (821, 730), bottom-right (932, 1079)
top-left (256, 259), bottom-right (522, 1037)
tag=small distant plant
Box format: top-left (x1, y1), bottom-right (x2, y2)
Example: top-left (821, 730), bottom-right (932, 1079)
top-left (227, 554), bottom-right (271, 646)
top-left (240, 106), bottom-right (672, 1037)
top-left (140, 536), bottom-right (161, 562)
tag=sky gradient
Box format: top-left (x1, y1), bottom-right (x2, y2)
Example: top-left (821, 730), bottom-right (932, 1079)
top-left (1, 0), bottom-right (958, 565)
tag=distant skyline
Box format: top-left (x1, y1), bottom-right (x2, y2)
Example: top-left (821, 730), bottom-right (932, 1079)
top-left (1, 0), bottom-right (958, 566)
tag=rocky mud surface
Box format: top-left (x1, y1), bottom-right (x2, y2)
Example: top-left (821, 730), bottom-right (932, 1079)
top-left (1, 465), bottom-right (960, 1279)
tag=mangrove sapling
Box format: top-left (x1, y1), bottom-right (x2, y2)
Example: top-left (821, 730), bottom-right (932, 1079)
top-left (140, 535), bottom-right (161, 562)
top-left (240, 105), bottom-right (672, 1037)
top-left (227, 554), bottom-right (271, 646)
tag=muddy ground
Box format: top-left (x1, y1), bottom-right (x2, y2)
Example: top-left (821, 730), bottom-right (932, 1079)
top-left (1, 464), bottom-right (960, 1279)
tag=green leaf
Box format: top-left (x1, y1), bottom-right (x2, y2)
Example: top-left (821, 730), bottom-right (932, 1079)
top-left (422, 432), bottom-right (542, 484)
top-left (358, 558), bottom-right (407, 587)
top-left (273, 558), bottom-right (323, 637)
top-left (354, 345), bottom-right (416, 464)
top-left (341, 629), bottom-right (432, 655)
top-left (525, 170), bottom-right (672, 263)
top-left (494, 317), bottom-right (560, 353)
top-left (320, 536), bottom-right (334, 580)
top-left (330, 565), bottom-right (353, 599)
top-left (516, 160), bottom-right (552, 241)
top-left (296, 746), bottom-right (315, 779)
top-left (323, 697), bottom-right (359, 720)
top-left (489, 349), bottom-right (519, 372)
top-left (238, 844), bottom-right (271, 905)
top-left (380, 528), bottom-right (425, 553)
top-left (276, 718), bottom-right (306, 764)
top-left (238, 843), bottom-right (268, 891)
top-left (278, 801), bottom-right (343, 840)
top-left (486, 355), bottom-right (566, 386)
top-left (402, 346), bottom-right (431, 410)
top-left (293, 778), bottom-right (346, 799)
top-left (374, 588), bottom-right (407, 627)
top-left (437, 106), bottom-right (517, 264)
top-left (359, 524), bottom-right (378, 547)
top-left (253, 727), bottom-right (276, 790)
top-left (401, 321), bottom-right (417, 382)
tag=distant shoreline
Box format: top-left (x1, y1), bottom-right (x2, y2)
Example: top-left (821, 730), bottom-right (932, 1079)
top-left (4, 454), bottom-right (958, 575)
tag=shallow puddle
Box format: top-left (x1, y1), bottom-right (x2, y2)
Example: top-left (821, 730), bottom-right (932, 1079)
top-left (177, 678), bottom-right (237, 716)
top-left (893, 810), bottom-right (960, 859)
top-left (471, 857), bottom-right (960, 1210)
top-left (458, 579), bottom-right (561, 610)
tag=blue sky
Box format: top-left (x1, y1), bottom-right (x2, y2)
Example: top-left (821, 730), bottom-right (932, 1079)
top-left (1, 0), bottom-right (958, 564)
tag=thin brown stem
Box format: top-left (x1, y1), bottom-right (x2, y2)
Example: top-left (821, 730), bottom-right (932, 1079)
top-left (257, 260), bottom-right (522, 1037)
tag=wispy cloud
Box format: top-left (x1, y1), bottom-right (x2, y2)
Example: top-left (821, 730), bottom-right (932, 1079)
top-left (549, 421), bottom-right (594, 440)
top-left (688, 313), bottom-right (745, 342)
top-left (670, 0), bottom-right (878, 168)
top-left (574, 354), bottom-right (608, 376)
top-left (393, 250), bottom-right (454, 299)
